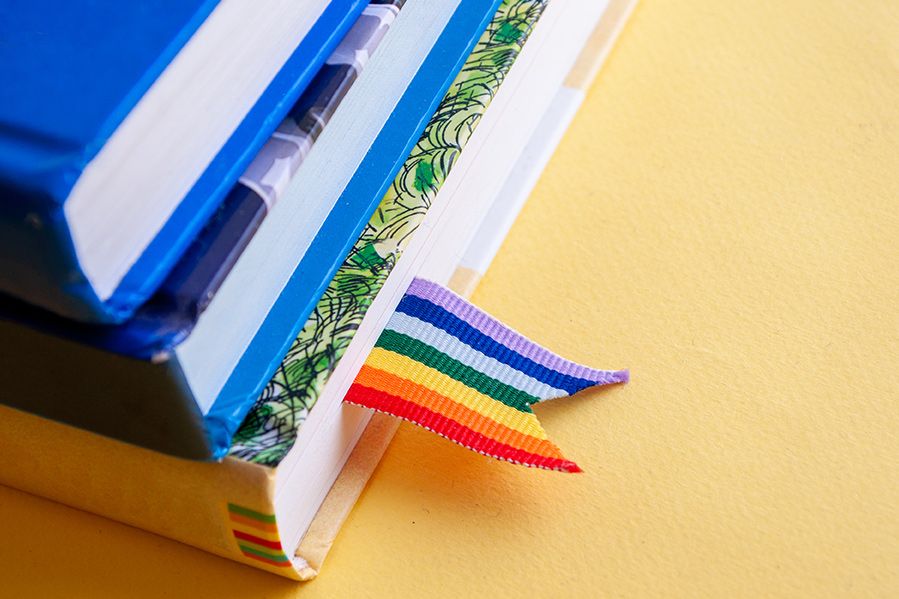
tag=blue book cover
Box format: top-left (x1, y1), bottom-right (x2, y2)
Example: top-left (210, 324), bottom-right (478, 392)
top-left (0, 0), bottom-right (504, 460)
top-left (0, 0), bottom-right (364, 323)
top-left (0, 0), bottom-right (406, 358)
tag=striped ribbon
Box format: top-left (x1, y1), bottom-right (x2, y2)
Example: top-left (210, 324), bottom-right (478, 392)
top-left (344, 278), bottom-right (628, 472)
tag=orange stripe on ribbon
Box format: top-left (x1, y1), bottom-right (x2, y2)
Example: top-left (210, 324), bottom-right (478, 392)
top-left (356, 365), bottom-right (566, 460)
top-left (346, 383), bottom-right (580, 472)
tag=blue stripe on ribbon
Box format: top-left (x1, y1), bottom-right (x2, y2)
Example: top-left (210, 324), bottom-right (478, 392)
top-left (394, 294), bottom-right (597, 395)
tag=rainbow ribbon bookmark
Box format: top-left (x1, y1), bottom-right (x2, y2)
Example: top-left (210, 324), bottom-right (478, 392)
top-left (344, 278), bottom-right (628, 472)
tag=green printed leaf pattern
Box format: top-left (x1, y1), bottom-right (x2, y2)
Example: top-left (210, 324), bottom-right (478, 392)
top-left (413, 160), bottom-right (435, 192)
top-left (228, 0), bottom-right (549, 466)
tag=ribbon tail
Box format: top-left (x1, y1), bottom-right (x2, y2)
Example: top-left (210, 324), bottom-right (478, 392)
top-left (343, 278), bottom-right (629, 473)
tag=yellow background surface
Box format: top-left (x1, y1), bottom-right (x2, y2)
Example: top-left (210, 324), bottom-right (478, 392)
top-left (2, 1), bottom-right (898, 596)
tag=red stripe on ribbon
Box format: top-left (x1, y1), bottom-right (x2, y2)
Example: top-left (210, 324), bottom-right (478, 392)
top-left (346, 383), bottom-right (581, 472)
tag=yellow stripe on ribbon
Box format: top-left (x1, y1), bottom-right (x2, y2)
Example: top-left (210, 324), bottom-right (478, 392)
top-left (365, 347), bottom-right (548, 440)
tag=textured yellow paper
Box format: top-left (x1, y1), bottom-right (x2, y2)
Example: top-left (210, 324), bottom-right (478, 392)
top-left (0, 1), bottom-right (897, 596)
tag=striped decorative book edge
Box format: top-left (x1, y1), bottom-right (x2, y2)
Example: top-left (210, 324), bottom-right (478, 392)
top-left (227, 503), bottom-right (293, 569)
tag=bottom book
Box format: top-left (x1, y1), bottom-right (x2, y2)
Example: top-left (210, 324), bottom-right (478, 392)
top-left (0, 0), bottom-right (634, 580)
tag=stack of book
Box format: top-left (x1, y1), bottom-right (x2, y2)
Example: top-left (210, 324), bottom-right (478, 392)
top-left (0, 0), bottom-right (634, 579)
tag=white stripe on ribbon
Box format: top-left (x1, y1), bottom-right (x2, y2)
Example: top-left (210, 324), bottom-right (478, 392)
top-left (385, 311), bottom-right (568, 400)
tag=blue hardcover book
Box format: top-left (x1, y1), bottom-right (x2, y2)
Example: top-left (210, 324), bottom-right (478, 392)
top-left (0, 0), bottom-right (502, 460)
top-left (0, 0), bottom-right (365, 323)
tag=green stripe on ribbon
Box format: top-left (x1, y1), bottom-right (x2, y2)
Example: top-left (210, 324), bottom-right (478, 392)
top-left (376, 329), bottom-right (538, 412)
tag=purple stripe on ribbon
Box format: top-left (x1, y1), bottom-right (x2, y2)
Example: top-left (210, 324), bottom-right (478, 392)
top-left (406, 278), bottom-right (628, 387)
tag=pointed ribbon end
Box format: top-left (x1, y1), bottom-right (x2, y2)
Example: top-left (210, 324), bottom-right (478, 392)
top-left (558, 460), bottom-right (583, 474)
